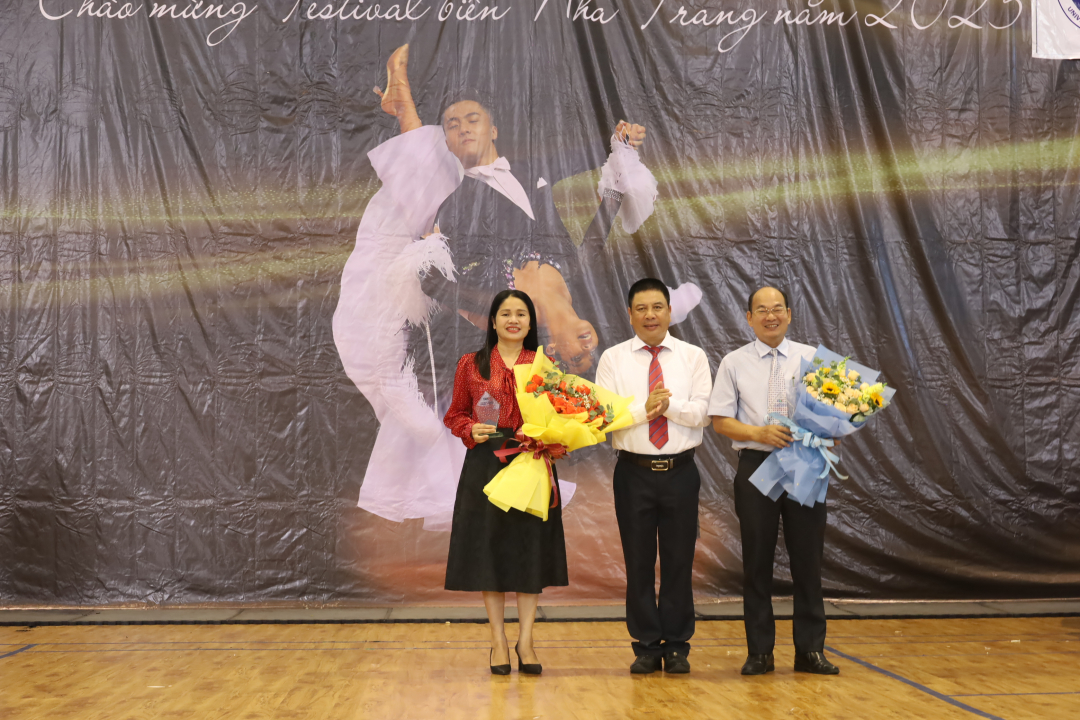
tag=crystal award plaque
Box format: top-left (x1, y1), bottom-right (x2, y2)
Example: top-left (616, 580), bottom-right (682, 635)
top-left (474, 391), bottom-right (504, 439)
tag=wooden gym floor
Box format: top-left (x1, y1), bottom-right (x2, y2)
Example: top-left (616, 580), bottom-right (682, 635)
top-left (1, 616), bottom-right (1077, 720)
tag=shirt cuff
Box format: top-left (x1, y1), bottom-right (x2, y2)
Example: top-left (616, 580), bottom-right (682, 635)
top-left (664, 397), bottom-right (685, 420)
top-left (629, 399), bottom-right (648, 426)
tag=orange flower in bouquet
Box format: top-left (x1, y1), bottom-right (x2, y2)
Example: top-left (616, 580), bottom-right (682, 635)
top-left (483, 347), bottom-right (633, 520)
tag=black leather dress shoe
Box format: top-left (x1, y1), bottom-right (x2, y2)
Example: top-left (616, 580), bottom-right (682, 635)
top-left (630, 654), bottom-right (663, 674)
top-left (740, 653), bottom-right (775, 675)
top-left (663, 650), bottom-right (690, 674)
top-left (794, 652), bottom-right (839, 675)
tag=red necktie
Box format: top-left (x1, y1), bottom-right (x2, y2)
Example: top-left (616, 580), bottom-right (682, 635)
top-left (645, 346), bottom-right (668, 450)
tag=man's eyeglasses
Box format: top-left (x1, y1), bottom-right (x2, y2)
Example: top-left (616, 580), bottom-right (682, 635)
top-left (752, 306), bottom-right (788, 318)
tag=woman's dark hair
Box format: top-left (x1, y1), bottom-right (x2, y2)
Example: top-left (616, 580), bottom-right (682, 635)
top-left (475, 290), bottom-right (539, 380)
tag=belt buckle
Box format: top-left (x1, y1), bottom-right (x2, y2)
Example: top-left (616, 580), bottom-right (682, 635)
top-left (650, 458), bottom-right (671, 471)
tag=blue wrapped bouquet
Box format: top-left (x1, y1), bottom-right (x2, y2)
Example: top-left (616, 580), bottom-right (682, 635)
top-left (749, 345), bottom-right (897, 507)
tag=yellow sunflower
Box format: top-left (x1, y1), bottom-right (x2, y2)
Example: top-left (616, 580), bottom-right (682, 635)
top-left (821, 380), bottom-right (840, 397)
top-left (870, 392), bottom-right (884, 407)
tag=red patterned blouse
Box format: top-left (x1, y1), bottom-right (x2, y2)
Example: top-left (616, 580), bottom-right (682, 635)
top-left (444, 348), bottom-right (536, 449)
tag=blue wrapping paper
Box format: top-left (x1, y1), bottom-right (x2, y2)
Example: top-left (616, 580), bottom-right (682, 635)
top-left (748, 345), bottom-right (897, 507)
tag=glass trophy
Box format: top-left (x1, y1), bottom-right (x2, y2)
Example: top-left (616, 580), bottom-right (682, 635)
top-left (474, 392), bottom-right (504, 439)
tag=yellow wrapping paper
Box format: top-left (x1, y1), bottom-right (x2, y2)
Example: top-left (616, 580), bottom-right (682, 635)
top-left (483, 347), bottom-right (634, 520)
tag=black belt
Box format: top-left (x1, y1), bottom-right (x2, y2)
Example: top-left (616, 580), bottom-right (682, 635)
top-left (738, 448), bottom-right (773, 459)
top-left (619, 448), bottom-right (695, 472)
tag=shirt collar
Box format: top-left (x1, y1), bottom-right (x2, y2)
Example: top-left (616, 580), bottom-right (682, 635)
top-left (464, 156), bottom-right (512, 179)
top-left (754, 337), bottom-right (791, 358)
top-left (631, 332), bottom-right (674, 352)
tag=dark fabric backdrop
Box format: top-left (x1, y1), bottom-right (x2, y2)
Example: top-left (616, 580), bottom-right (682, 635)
top-left (1, 0), bottom-right (1078, 604)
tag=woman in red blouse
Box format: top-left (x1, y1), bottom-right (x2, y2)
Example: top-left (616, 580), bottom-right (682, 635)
top-left (444, 289), bottom-right (568, 675)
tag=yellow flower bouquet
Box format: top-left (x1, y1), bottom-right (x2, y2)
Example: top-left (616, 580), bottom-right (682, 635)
top-left (483, 346), bottom-right (634, 520)
top-left (750, 345), bottom-right (896, 508)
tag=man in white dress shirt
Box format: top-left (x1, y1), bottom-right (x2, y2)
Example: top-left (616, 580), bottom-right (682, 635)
top-left (708, 286), bottom-right (840, 676)
top-left (595, 278), bottom-right (712, 674)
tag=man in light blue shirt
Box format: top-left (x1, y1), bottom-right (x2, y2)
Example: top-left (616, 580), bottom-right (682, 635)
top-left (708, 286), bottom-right (840, 677)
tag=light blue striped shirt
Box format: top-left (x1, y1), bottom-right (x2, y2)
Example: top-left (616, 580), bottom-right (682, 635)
top-left (707, 338), bottom-right (815, 452)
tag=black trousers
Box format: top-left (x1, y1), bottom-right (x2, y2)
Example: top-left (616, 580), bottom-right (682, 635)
top-left (613, 455), bottom-right (700, 657)
top-left (734, 449), bottom-right (828, 655)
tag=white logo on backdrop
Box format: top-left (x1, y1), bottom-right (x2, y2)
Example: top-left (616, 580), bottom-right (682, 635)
top-left (1035, 0), bottom-right (1080, 58)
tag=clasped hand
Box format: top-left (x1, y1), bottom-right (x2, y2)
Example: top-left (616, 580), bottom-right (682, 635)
top-left (645, 383), bottom-right (671, 421)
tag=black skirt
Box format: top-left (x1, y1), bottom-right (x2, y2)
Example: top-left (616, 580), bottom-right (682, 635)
top-left (444, 430), bottom-right (569, 594)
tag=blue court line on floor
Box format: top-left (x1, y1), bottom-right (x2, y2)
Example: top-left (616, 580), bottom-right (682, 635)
top-left (805, 638), bottom-right (1076, 647)
top-left (0, 644), bottom-right (36, 659)
top-left (824, 646), bottom-right (1006, 720)
top-left (839, 650), bottom-right (1080, 659)
top-left (952, 691), bottom-right (1080, 697)
top-left (851, 638), bottom-right (1079, 643)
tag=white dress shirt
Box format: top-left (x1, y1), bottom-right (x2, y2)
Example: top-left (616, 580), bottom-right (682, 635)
top-left (708, 337), bottom-right (815, 452)
top-left (463, 156), bottom-right (535, 220)
top-left (595, 332), bottom-right (713, 455)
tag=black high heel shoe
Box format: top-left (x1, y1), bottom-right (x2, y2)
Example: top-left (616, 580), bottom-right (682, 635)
top-left (490, 647), bottom-right (511, 676)
top-left (515, 643), bottom-right (543, 675)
